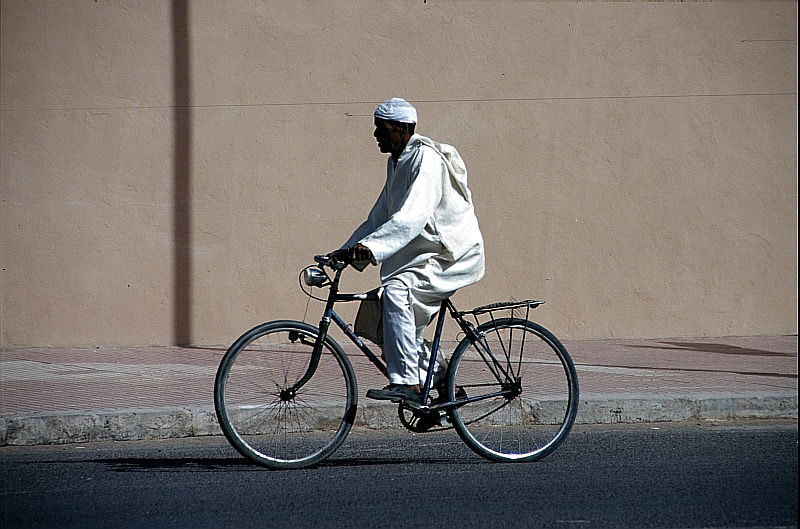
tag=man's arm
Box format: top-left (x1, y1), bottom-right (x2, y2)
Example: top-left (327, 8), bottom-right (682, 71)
top-left (358, 148), bottom-right (443, 263)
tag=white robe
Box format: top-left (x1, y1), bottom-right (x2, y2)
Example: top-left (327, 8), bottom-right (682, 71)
top-left (344, 134), bottom-right (485, 385)
top-left (344, 134), bottom-right (485, 300)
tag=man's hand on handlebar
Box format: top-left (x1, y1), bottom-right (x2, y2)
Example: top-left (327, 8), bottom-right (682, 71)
top-left (326, 248), bottom-right (351, 264)
top-left (349, 243), bottom-right (373, 263)
top-left (323, 245), bottom-right (373, 272)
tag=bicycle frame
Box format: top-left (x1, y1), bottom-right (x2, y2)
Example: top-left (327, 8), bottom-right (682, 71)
top-left (215, 254), bottom-right (577, 468)
top-left (290, 259), bottom-right (520, 409)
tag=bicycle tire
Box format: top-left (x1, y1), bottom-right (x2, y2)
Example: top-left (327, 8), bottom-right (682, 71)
top-left (446, 317), bottom-right (578, 462)
top-left (214, 320), bottom-right (358, 469)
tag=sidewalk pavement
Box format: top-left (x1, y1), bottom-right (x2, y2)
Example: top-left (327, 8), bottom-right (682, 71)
top-left (1, 335), bottom-right (796, 446)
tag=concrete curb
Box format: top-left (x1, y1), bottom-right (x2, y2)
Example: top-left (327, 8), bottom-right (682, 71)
top-left (575, 393), bottom-right (798, 424)
top-left (0, 407), bottom-right (221, 446)
top-left (2, 394), bottom-right (796, 446)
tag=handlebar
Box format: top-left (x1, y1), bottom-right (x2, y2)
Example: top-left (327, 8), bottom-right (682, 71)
top-left (314, 248), bottom-right (352, 270)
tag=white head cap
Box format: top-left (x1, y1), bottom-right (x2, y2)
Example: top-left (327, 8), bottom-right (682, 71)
top-left (374, 98), bottom-right (418, 124)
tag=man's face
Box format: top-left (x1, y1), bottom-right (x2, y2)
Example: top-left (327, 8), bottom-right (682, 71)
top-left (374, 118), bottom-right (406, 155)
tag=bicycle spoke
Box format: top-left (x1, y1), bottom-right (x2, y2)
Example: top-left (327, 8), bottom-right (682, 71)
top-left (215, 321), bottom-right (357, 469)
top-left (447, 318), bottom-right (578, 462)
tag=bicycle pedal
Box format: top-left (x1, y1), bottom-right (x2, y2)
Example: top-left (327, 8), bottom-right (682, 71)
top-left (398, 398), bottom-right (425, 410)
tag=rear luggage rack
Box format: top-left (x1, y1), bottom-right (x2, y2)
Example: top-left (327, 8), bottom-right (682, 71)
top-left (457, 299), bottom-right (544, 317)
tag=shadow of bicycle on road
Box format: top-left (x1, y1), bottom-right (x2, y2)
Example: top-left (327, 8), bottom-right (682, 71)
top-left (42, 455), bottom-right (484, 472)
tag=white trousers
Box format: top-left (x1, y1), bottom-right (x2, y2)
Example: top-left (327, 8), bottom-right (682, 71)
top-left (382, 280), bottom-right (447, 386)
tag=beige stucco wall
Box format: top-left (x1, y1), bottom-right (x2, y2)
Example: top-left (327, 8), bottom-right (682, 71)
top-left (1, 1), bottom-right (797, 348)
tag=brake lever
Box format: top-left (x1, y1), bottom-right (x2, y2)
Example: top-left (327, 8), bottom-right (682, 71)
top-left (328, 248), bottom-right (351, 263)
top-left (315, 248), bottom-right (351, 270)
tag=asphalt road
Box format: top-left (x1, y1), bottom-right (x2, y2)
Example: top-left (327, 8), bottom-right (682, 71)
top-left (1, 420), bottom-right (797, 529)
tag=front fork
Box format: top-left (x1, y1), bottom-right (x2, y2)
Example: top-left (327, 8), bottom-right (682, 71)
top-left (281, 317), bottom-right (331, 401)
top-left (283, 266), bottom-right (344, 401)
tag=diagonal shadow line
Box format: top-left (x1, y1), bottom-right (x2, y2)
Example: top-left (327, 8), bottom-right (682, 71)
top-left (172, 0), bottom-right (192, 346)
top-left (574, 363), bottom-right (797, 379)
top-left (623, 342), bottom-right (796, 358)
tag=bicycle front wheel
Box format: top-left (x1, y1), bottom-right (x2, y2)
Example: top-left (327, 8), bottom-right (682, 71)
top-left (447, 318), bottom-right (578, 462)
top-left (214, 320), bottom-right (357, 469)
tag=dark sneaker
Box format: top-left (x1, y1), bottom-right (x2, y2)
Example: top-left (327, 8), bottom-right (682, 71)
top-left (366, 384), bottom-right (423, 405)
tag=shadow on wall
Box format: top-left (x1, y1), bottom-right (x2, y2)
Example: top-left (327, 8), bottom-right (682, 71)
top-left (172, 0), bottom-right (191, 346)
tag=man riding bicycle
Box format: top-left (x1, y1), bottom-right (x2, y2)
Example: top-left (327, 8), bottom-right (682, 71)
top-left (339, 98), bottom-right (485, 405)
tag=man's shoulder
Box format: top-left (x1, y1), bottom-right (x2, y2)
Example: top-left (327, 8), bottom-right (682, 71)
top-left (410, 134), bottom-right (443, 150)
top-left (413, 135), bottom-right (461, 159)
top-left (408, 135), bottom-right (452, 162)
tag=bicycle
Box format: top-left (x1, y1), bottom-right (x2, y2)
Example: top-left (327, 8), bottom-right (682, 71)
top-left (214, 250), bottom-right (579, 469)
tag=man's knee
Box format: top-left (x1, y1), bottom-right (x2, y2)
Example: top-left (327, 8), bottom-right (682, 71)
top-left (382, 281), bottom-right (410, 311)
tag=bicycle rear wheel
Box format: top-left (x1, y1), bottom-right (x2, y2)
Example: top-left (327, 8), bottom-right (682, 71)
top-left (447, 318), bottom-right (578, 462)
top-left (214, 320), bottom-right (357, 469)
